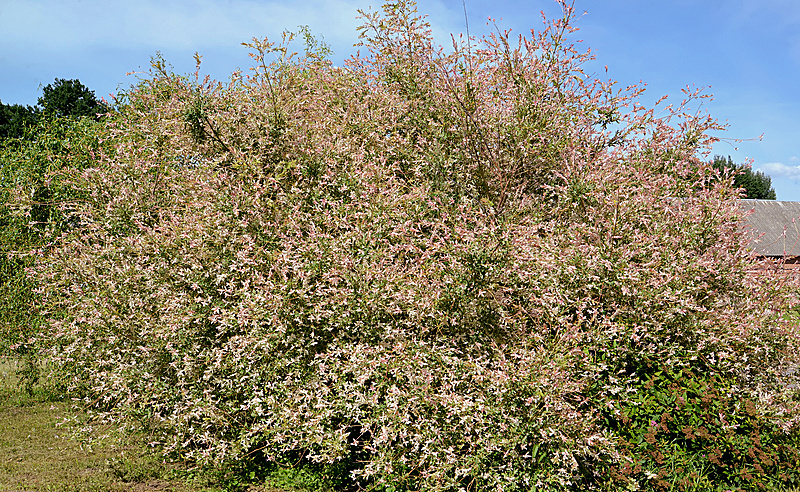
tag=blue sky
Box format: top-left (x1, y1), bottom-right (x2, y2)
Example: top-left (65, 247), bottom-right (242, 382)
top-left (2, 0), bottom-right (799, 199)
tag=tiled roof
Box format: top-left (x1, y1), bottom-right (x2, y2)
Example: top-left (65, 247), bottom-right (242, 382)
top-left (740, 199), bottom-right (800, 257)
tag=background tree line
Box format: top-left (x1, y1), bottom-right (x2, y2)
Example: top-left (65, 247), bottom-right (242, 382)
top-left (711, 154), bottom-right (776, 200)
top-left (0, 78), bottom-right (107, 139)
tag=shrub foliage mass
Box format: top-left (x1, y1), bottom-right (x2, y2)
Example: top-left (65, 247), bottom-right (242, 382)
top-left (13, 2), bottom-right (800, 490)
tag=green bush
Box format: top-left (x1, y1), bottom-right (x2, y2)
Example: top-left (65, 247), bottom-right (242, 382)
top-left (0, 115), bottom-right (107, 356)
top-left (18, 1), bottom-right (800, 490)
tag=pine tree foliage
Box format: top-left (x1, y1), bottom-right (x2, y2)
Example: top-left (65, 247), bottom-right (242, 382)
top-left (37, 78), bottom-right (107, 119)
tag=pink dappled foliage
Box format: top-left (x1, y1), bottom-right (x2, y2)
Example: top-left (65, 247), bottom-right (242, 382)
top-left (32, 1), bottom-right (800, 489)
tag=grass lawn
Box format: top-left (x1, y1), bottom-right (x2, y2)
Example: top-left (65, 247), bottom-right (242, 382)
top-left (0, 357), bottom-right (294, 492)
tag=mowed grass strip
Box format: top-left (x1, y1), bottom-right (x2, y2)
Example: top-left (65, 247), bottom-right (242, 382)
top-left (0, 358), bottom-right (313, 492)
top-left (0, 357), bottom-right (224, 492)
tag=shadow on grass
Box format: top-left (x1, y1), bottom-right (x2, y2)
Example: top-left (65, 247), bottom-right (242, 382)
top-left (0, 357), bottom-right (295, 492)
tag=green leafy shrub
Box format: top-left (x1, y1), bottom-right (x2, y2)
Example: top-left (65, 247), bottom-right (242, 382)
top-left (21, 1), bottom-right (800, 490)
top-left (0, 115), bottom-right (107, 357)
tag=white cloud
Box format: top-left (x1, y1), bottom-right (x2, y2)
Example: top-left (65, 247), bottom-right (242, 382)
top-left (758, 162), bottom-right (800, 180)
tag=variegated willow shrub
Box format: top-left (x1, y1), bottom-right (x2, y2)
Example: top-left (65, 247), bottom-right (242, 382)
top-left (25, 1), bottom-right (800, 490)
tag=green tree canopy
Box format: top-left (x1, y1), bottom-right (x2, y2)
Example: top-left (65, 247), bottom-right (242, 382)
top-left (711, 154), bottom-right (776, 200)
top-left (1, 79), bottom-right (107, 142)
top-left (36, 78), bottom-right (107, 119)
top-left (0, 101), bottom-right (39, 140)
top-left (0, 78), bottom-right (108, 354)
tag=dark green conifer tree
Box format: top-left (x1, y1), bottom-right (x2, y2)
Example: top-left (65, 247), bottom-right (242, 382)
top-left (711, 155), bottom-right (776, 200)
